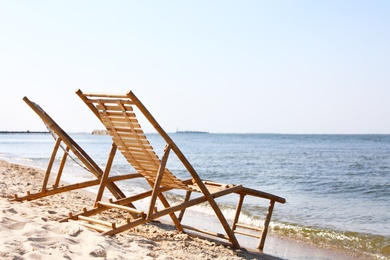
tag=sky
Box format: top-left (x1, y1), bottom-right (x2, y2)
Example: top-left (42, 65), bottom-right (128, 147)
top-left (1, 1), bottom-right (389, 134)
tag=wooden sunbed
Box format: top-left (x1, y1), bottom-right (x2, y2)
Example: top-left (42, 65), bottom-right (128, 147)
top-left (13, 97), bottom-right (141, 201)
top-left (64, 90), bottom-right (285, 250)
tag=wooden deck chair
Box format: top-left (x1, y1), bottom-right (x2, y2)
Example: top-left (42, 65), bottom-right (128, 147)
top-left (66, 90), bottom-right (285, 250)
top-left (13, 97), bottom-right (142, 202)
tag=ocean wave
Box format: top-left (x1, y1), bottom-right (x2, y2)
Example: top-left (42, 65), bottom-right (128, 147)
top-left (272, 222), bottom-right (390, 260)
top-left (164, 191), bottom-right (389, 259)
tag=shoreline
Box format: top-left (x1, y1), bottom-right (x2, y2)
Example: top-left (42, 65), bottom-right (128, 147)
top-left (0, 159), bottom-right (366, 259)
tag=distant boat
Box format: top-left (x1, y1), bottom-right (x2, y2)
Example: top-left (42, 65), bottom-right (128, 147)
top-left (175, 129), bottom-right (209, 134)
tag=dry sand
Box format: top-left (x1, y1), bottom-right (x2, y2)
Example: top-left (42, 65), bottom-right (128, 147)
top-left (0, 160), bottom-right (283, 260)
top-left (0, 160), bottom-right (360, 260)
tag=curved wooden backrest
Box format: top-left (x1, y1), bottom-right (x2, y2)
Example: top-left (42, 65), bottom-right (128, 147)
top-left (78, 94), bottom-right (188, 190)
top-left (23, 97), bottom-right (103, 177)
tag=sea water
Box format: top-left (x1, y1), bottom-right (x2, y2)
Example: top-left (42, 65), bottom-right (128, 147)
top-left (1, 133), bottom-right (389, 259)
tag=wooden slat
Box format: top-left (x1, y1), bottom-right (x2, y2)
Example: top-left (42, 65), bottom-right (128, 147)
top-left (82, 93), bottom-right (133, 98)
top-left (119, 152), bottom-right (158, 162)
top-left (96, 104), bottom-right (134, 111)
top-left (100, 110), bottom-right (137, 118)
top-left (124, 155), bottom-right (157, 163)
top-left (109, 115), bottom-right (138, 121)
top-left (119, 146), bottom-right (154, 153)
top-left (115, 139), bottom-right (151, 147)
top-left (181, 224), bottom-right (229, 240)
top-left (69, 219), bottom-right (109, 233)
top-left (121, 146), bottom-right (156, 153)
top-left (97, 201), bottom-right (146, 218)
top-left (234, 229), bottom-right (261, 239)
top-left (235, 223), bottom-right (262, 232)
top-left (12, 178), bottom-right (101, 201)
top-left (77, 215), bottom-right (116, 228)
top-left (113, 127), bottom-right (143, 133)
top-left (238, 187), bottom-right (286, 204)
top-left (108, 127), bottom-right (144, 134)
top-left (119, 151), bottom-right (155, 159)
top-left (111, 122), bottom-right (141, 129)
top-left (102, 217), bottom-right (146, 236)
top-left (106, 173), bottom-right (142, 183)
top-left (112, 132), bottom-right (150, 140)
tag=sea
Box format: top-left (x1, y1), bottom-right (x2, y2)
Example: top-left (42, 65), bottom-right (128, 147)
top-left (0, 132), bottom-right (389, 259)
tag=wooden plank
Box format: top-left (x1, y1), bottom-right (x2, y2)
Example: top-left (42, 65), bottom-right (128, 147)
top-left (235, 223), bottom-right (262, 232)
top-left (77, 215), bottom-right (116, 229)
top-left (109, 127), bottom-right (144, 134)
top-left (181, 224), bottom-right (229, 240)
top-left (125, 150), bottom-right (157, 159)
top-left (111, 121), bottom-right (141, 129)
top-left (13, 179), bottom-right (101, 201)
top-left (118, 147), bottom-right (154, 154)
top-left (84, 92), bottom-right (134, 99)
top-left (234, 229), bottom-right (261, 239)
top-left (112, 132), bottom-right (150, 140)
top-left (97, 201), bottom-right (146, 218)
top-left (114, 138), bottom-right (150, 146)
top-left (238, 187), bottom-right (286, 204)
top-left (100, 111), bottom-right (137, 118)
top-left (102, 218), bottom-right (146, 236)
top-left (96, 104), bottom-right (134, 111)
top-left (106, 173), bottom-right (142, 183)
top-left (119, 155), bottom-right (157, 164)
top-left (120, 152), bottom-right (157, 161)
top-left (69, 219), bottom-right (109, 233)
top-left (152, 185), bottom-right (243, 219)
top-left (119, 146), bottom-right (154, 153)
top-left (124, 155), bottom-right (157, 163)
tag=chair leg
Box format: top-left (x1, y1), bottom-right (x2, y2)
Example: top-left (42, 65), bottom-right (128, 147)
top-left (53, 147), bottom-right (69, 188)
top-left (94, 142), bottom-right (117, 207)
top-left (148, 145), bottom-right (171, 219)
top-left (257, 200), bottom-right (275, 250)
top-left (157, 193), bottom-right (184, 232)
top-left (207, 195), bottom-right (240, 248)
top-left (178, 190), bottom-right (192, 221)
top-left (232, 194), bottom-right (245, 232)
top-left (41, 138), bottom-right (61, 192)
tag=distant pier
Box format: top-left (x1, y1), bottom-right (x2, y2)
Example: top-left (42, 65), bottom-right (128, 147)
top-left (0, 131), bottom-right (49, 134)
top-left (175, 130), bottom-right (209, 134)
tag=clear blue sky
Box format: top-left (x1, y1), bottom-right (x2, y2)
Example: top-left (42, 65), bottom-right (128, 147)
top-left (1, 1), bottom-right (389, 134)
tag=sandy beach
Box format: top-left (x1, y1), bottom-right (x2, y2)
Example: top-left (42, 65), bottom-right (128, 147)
top-left (0, 160), bottom-right (280, 260)
top-left (0, 160), bottom-right (362, 260)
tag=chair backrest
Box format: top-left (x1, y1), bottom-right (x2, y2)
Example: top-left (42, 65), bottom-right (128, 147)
top-left (76, 92), bottom-right (189, 190)
top-left (23, 97), bottom-right (103, 177)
